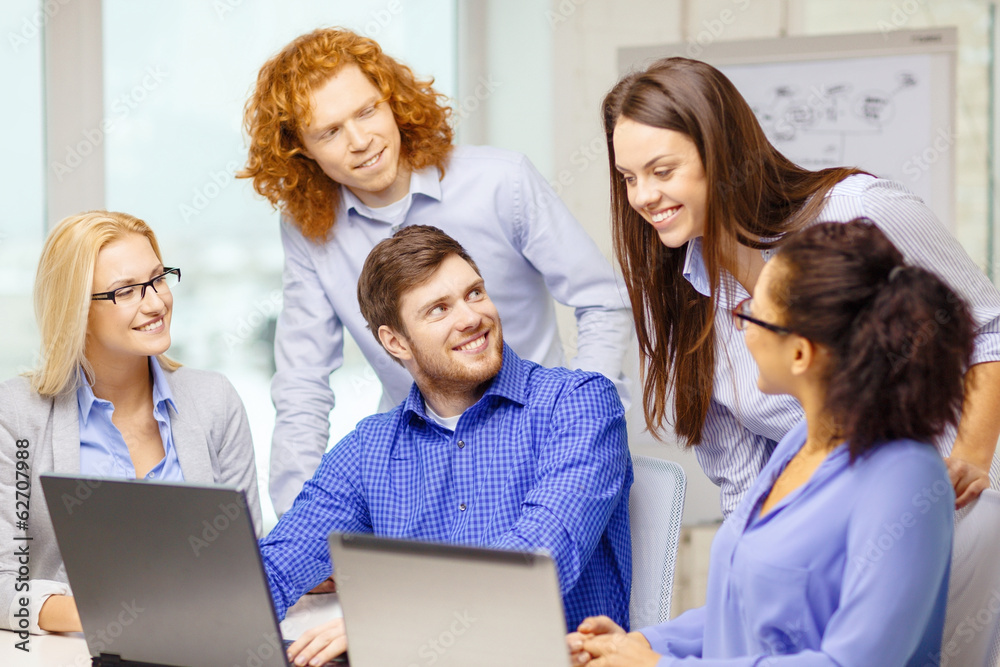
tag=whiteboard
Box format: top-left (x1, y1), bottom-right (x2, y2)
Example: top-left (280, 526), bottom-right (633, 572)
top-left (619, 29), bottom-right (956, 229)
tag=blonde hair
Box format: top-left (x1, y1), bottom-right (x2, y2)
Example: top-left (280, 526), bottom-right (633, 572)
top-left (29, 210), bottom-right (180, 396)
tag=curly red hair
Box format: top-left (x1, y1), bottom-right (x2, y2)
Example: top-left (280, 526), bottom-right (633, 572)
top-left (239, 28), bottom-right (454, 243)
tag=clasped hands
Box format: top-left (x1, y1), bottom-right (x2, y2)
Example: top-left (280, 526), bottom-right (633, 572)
top-left (566, 615), bottom-right (662, 666)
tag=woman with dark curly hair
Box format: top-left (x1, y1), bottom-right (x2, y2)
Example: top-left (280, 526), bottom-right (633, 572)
top-left (240, 28), bottom-right (634, 517)
top-left (602, 57), bottom-right (1000, 517)
top-left (569, 220), bottom-right (969, 665)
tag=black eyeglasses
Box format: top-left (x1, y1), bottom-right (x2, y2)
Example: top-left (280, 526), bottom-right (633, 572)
top-left (91, 268), bottom-right (181, 305)
top-left (732, 297), bottom-right (793, 335)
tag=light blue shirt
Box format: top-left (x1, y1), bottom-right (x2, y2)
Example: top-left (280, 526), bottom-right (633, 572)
top-left (268, 145), bottom-right (634, 514)
top-left (688, 175), bottom-right (1000, 516)
top-left (77, 358), bottom-right (185, 481)
top-left (640, 420), bottom-right (954, 665)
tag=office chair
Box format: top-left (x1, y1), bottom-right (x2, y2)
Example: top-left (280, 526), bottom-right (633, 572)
top-left (942, 488), bottom-right (1000, 666)
top-left (628, 454), bottom-right (687, 630)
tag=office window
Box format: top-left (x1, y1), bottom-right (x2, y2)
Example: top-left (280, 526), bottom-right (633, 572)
top-left (0, 0), bottom-right (45, 380)
top-left (102, 0), bottom-right (457, 527)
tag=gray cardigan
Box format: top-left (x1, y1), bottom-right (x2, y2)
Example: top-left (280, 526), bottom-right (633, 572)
top-left (0, 366), bottom-right (262, 633)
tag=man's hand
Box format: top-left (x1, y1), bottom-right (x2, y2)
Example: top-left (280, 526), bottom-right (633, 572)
top-left (307, 577), bottom-right (337, 594)
top-left (946, 456), bottom-right (991, 509)
top-left (286, 617), bottom-right (347, 666)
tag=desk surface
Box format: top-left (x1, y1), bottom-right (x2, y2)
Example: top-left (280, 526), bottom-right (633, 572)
top-left (0, 593), bottom-right (342, 666)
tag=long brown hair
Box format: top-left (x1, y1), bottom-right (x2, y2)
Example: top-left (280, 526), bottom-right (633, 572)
top-left (602, 57), bottom-right (863, 445)
top-left (240, 28), bottom-right (454, 243)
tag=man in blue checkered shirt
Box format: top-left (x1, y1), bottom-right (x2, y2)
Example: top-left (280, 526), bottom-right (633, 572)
top-left (262, 225), bottom-right (632, 665)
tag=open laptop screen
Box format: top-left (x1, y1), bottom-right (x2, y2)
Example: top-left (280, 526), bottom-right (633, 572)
top-left (41, 475), bottom-right (289, 667)
top-left (329, 532), bottom-right (572, 667)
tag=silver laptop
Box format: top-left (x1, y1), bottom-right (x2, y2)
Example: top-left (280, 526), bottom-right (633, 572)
top-left (41, 474), bottom-right (340, 667)
top-left (328, 532), bottom-right (573, 667)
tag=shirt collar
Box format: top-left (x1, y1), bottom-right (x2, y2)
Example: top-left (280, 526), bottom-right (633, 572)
top-left (76, 368), bottom-right (100, 427)
top-left (341, 163), bottom-right (443, 223)
top-left (402, 342), bottom-right (527, 422)
top-left (682, 236), bottom-right (779, 299)
top-left (75, 358), bottom-right (177, 426)
top-left (149, 357), bottom-right (177, 415)
top-left (681, 237), bottom-right (712, 298)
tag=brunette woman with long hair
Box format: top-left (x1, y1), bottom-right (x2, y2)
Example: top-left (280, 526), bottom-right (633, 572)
top-left (603, 57), bottom-right (1000, 515)
top-left (569, 220), bottom-right (969, 665)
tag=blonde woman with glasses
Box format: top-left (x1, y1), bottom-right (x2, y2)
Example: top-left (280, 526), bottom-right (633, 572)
top-left (0, 211), bottom-right (261, 635)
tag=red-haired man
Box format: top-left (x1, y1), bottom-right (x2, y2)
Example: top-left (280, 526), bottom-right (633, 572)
top-left (242, 28), bottom-right (632, 515)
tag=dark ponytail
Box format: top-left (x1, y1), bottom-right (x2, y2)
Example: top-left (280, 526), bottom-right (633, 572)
top-left (773, 219), bottom-right (975, 460)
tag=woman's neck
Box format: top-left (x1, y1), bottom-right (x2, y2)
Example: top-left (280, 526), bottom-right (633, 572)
top-left (87, 354), bottom-right (153, 414)
top-left (798, 381), bottom-right (841, 455)
top-left (730, 242), bottom-right (768, 296)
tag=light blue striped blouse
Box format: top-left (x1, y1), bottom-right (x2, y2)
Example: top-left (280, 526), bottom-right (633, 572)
top-left (686, 174), bottom-right (1000, 516)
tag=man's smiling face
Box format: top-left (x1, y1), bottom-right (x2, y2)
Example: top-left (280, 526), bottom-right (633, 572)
top-left (383, 254), bottom-right (503, 403)
top-left (299, 63), bottom-right (409, 208)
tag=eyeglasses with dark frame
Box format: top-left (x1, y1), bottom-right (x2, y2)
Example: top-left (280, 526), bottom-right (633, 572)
top-left (732, 297), bottom-right (793, 335)
top-left (91, 268), bottom-right (181, 305)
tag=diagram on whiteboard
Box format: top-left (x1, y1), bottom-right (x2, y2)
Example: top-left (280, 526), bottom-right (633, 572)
top-left (749, 71), bottom-right (917, 163)
top-left (720, 54), bottom-right (936, 212)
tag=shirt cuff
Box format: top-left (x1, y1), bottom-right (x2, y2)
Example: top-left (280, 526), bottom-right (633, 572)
top-left (971, 321), bottom-right (1000, 367)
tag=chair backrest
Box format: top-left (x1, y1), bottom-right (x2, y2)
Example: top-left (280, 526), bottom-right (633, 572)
top-left (628, 454), bottom-right (687, 630)
top-left (942, 488), bottom-right (1000, 667)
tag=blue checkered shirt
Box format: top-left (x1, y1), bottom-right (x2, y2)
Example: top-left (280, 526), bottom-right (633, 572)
top-left (260, 344), bottom-right (633, 630)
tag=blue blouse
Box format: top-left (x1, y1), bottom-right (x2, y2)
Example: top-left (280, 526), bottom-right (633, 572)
top-left (640, 420), bottom-right (954, 666)
top-left (76, 358), bottom-right (185, 481)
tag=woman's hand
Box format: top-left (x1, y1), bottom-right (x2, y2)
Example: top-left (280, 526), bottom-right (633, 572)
top-left (566, 615), bottom-right (628, 665)
top-left (286, 617), bottom-right (347, 666)
top-left (582, 629), bottom-right (662, 667)
top-left (37, 594), bottom-right (82, 633)
top-left (946, 456), bottom-right (991, 509)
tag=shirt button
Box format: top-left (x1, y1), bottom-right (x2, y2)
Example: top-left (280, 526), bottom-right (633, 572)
top-left (457, 440), bottom-right (465, 449)
top-left (459, 503), bottom-right (467, 511)
top-left (148, 472), bottom-right (155, 478)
